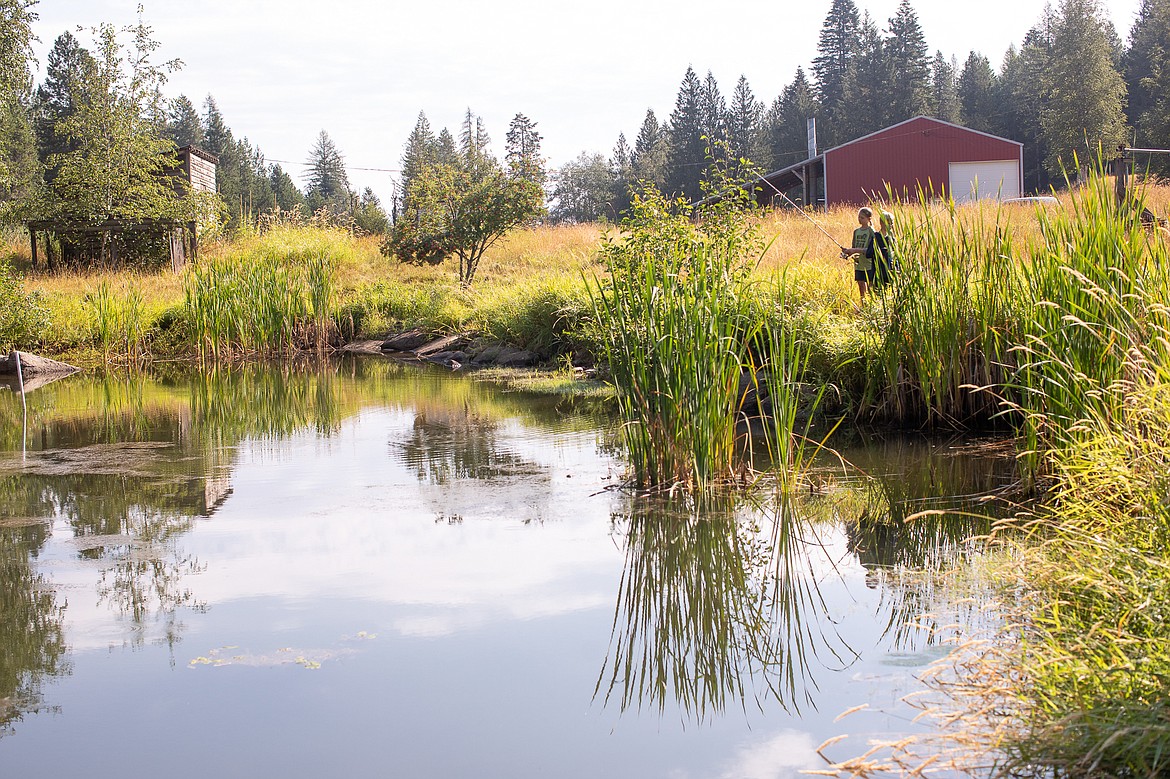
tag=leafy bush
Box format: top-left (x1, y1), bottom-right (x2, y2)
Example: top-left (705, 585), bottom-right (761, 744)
top-left (0, 260), bottom-right (49, 351)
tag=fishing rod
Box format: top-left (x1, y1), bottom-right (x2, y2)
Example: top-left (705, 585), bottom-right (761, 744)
top-left (753, 174), bottom-right (847, 251)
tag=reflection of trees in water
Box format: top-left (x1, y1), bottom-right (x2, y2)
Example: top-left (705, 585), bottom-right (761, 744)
top-left (597, 493), bottom-right (854, 720)
top-left (394, 407), bottom-right (537, 486)
top-left (0, 516), bottom-right (68, 736)
top-left (838, 440), bottom-right (1010, 650)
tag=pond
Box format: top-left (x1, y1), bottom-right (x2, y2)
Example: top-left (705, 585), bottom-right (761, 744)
top-left (0, 357), bottom-right (1014, 778)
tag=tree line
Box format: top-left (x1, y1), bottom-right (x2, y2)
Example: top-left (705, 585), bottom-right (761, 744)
top-left (0, 3), bottom-right (390, 245)
top-left (3, 0), bottom-right (1168, 241)
top-left (548, 0), bottom-right (1164, 223)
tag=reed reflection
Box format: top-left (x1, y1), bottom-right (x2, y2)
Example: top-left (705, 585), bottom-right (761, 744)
top-left (597, 492), bottom-right (854, 720)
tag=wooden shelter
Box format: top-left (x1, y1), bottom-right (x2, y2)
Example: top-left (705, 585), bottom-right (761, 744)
top-left (27, 145), bottom-right (218, 272)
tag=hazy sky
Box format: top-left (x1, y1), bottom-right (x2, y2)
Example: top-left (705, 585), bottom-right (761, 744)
top-left (30, 0), bottom-right (1142, 202)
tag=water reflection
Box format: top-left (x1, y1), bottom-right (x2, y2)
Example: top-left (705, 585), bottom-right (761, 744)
top-left (597, 492), bottom-right (855, 719)
top-left (0, 513), bottom-right (67, 736)
top-left (597, 436), bottom-right (1015, 722)
top-left (0, 360), bottom-right (1016, 763)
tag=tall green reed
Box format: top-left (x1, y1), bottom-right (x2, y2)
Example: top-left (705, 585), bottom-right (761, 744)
top-left (862, 188), bottom-right (1024, 428)
top-left (1009, 170), bottom-right (1170, 464)
top-left (89, 281), bottom-right (149, 362)
top-left (589, 184), bottom-right (771, 493)
top-left (184, 252), bottom-right (338, 360)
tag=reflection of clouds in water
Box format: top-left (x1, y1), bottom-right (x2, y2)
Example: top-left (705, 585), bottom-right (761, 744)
top-left (391, 592), bottom-right (612, 638)
top-left (719, 730), bottom-right (818, 779)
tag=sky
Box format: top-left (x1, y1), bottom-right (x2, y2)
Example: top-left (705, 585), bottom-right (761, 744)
top-left (29, 0), bottom-right (1143, 204)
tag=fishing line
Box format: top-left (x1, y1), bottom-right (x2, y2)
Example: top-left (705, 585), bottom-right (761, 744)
top-left (753, 174), bottom-right (846, 251)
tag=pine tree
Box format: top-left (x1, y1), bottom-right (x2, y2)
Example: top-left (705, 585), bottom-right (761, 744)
top-left (304, 129), bottom-right (351, 212)
top-left (839, 13), bottom-right (887, 139)
top-left (765, 67), bottom-right (820, 170)
top-left (958, 52), bottom-right (998, 133)
top-left (459, 108), bottom-right (493, 170)
top-left (931, 52), bottom-right (961, 123)
top-left (165, 94), bottom-right (204, 148)
top-left (998, 14), bottom-right (1056, 190)
top-left (812, 0), bottom-right (861, 146)
top-left (269, 163), bottom-right (302, 212)
top-left (202, 95), bottom-right (246, 225)
top-left (435, 128), bottom-right (459, 168)
top-left (1125, 0), bottom-right (1170, 174)
top-left (610, 132), bottom-right (634, 215)
top-left (31, 31), bottom-right (96, 185)
top-left (0, 0), bottom-right (38, 204)
top-left (401, 111), bottom-right (437, 198)
top-left (504, 112), bottom-right (545, 186)
top-left (1041, 0), bottom-right (1127, 179)
top-left (726, 75), bottom-right (764, 172)
top-left (631, 109), bottom-right (668, 190)
top-left (884, 0), bottom-right (932, 122)
top-left (665, 66), bottom-right (707, 202)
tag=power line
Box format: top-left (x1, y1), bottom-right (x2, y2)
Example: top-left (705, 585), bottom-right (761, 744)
top-left (267, 158), bottom-right (401, 174)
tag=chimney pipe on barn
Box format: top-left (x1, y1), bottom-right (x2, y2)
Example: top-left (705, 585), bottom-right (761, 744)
top-left (807, 118), bottom-right (818, 159)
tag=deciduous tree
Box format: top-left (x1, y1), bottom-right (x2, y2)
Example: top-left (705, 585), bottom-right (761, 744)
top-left (550, 152), bottom-right (614, 224)
top-left (1041, 0), bottom-right (1127, 179)
top-left (386, 117), bottom-right (544, 286)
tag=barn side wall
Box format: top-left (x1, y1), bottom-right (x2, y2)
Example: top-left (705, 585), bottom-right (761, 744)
top-left (824, 117), bottom-right (1022, 206)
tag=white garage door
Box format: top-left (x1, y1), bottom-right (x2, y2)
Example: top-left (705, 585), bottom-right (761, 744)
top-left (949, 160), bottom-right (1021, 202)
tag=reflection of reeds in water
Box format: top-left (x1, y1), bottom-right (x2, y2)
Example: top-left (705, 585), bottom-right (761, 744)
top-left (596, 492), bottom-right (852, 719)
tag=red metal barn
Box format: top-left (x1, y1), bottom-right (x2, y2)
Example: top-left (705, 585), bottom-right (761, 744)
top-left (756, 116), bottom-right (1023, 209)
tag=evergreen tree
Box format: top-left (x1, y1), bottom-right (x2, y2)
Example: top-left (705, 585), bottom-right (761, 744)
top-left (1125, 0), bottom-right (1170, 174)
top-left (931, 52), bottom-right (961, 123)
top-left (839, 13), bottom-right (887, 139)
top-left (610, 132), bottom-right (634, 215)
top-left (998, 15), bottom-right (1056, 190)
top-left (303, 129), bottom-right (351, 213)
top-left (269, 163), bottom-right (302, 213)
top-left (27, 19), bottom-right (213, 254)
top-left (884, 0), bottom-right (932, 121)
top-left (435, 128), bottom-right (459, 167)
top-left (700, 70), bottom-right (727, 145)
top-left (958, 52), bottom-right (998, 133)
top-left (202, 95), bottom-right (244, 226)
top-left (812, 0), bottom-right (861, 147)
top-left (726, 75), bottom-right (765, 172)
top-left (201, 95), bottom-right (232, 159)
top-left (459, 108), bottom-right (492, 168)
top-left (353, 186), bottom-right (389, 234)
top-left (400, 111), bottom-right (437, 199)
top-left (164, 94), bottom-right (204, 148)
top-left (31, 32), bottom-right (96, 181)
top-left (504, 112), bottom-right (545, 186)
top-left (631, 109), bottom-right (668, 190)
top-left (1041, 0), bottom-right (1127, 179)
top-left (0, 0), bottom-right (39, 205)
top-left (664, 66), bottom-right (707, 202)
top-left (765, 67), bottom-right (820, 170)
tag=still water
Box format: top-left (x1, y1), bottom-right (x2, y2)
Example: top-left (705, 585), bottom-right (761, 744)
top-left (0, 357), bottom-right (1012, 778)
